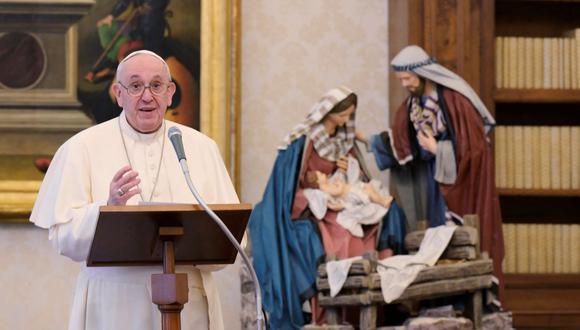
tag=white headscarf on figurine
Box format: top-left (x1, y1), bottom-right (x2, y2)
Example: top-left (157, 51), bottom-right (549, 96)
top-left (391, 45), bottom-right (496, 134)
top-left (279, 86), bottom-right (356, 162)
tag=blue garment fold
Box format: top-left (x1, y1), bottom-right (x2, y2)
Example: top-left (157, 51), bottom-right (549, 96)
top-left (378, 201), bottom-right (407, 255)
top-left (369, 133), bottom-right (447, 228)
top-left (249, 137), bottom-right (324, 330)
top-left (370, 133), bottom-right (396, 170)
top-left (425, 161), bottom-right (447, 227)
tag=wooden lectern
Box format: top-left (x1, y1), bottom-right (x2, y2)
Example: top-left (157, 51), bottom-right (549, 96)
top-left (87, 203), bottom-right (252, 330)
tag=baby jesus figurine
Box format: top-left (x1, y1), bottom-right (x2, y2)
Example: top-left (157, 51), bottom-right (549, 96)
top-left (303, 156), bottom-right (394, 237)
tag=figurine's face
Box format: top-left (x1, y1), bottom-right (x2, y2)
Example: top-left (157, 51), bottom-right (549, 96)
top-left (325, 104), bottom-right (355, 128)
top-left (396, 71), bottom-right (424, 96)
top-left (114, 54), bottom-right (175, 133)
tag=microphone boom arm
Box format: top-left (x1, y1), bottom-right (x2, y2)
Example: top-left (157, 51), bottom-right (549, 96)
top-left (177, 159), bottom-right (265, 330)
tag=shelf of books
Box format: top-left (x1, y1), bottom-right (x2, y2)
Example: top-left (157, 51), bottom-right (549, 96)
top-left (494, 126), bottom-right (580, 193)
top-left (494, 1), bottom-right (580, 328)
top-left (495, 30), bottom-right (580, 92)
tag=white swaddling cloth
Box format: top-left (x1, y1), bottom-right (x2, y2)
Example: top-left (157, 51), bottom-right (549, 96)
top-left (303, 156), bottom-right (391, 237)
top-left (377, 224), bottom-right (457, 303)
top-left (326, 256), bottom-right (363, 297)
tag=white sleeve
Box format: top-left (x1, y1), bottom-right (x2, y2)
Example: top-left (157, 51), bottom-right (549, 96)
top-left (303, 188), bottom-right (328, 220)
top-left (434, 140), bottom-right (457, 184)
top-left (346, 156), bottom-right (361, 185)
top-left (48, 202), bottom-right (105, 262)
top-left (30, 138), bottom-right (106, 262)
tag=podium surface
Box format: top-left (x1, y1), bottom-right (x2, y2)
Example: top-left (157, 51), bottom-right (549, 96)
top-left (87, 203), bottom-right (251, 267)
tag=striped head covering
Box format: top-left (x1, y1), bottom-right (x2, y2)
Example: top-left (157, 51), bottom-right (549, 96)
top-left (279, 86), bottom-right (356, 162)
top-left (391, 45), bottom-right (495, 134)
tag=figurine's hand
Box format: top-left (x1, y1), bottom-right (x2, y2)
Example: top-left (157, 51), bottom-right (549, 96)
top-left (362, 183), bottom-right (377, 199)
top-left (417, 130), bottom-right (438, 154)
top-left (336, 156), bottom-right (349, 172)
top-left (363, 184), bottom-right (393, 207)
top-left (355, 131), bottom-right (368, 144)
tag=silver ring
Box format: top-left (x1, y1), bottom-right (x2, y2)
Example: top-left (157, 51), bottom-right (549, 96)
top-left (117, 188), bottom-right (125, 197)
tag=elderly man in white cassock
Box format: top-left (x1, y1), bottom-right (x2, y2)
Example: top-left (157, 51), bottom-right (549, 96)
top-left (30, 50), bottom-right (240, 330)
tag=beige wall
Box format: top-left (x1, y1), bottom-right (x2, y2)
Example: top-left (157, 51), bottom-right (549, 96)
top-left (0, 224), bottom-right (80, 328)
top-left (240, 0), bottom-right (390, 204)
top-left (0, 1), bottom-right (390, 329)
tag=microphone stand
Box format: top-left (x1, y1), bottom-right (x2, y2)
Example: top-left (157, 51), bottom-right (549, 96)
top-left (177, 159), bottom-right (265, 330)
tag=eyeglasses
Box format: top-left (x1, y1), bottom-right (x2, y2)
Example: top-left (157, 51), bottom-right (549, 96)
top-left (118, 80), bottom-right (171, 96)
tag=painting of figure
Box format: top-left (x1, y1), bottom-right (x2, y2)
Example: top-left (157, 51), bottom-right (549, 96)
top-left (77, 0), bottom-right (201, 128)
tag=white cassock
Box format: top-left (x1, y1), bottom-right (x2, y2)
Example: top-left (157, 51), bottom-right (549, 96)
top-left (30, 112), bottom-right (240, 330)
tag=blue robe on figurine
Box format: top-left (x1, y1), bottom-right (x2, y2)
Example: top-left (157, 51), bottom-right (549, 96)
top-left (249, 137), bottom-right (324, 330)
top-left (249, 136), bottom-right (406, 330)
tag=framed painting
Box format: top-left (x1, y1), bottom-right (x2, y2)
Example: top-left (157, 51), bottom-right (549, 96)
top-left (0, 0), bottom-right (240, 222)
top-left (77, 0), bottom-right (201, 128)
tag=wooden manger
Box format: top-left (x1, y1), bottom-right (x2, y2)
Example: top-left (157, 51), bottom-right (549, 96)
top-left (306, 217), bottom-right (494, 330)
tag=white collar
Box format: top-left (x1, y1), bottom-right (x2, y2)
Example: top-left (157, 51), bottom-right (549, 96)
top-left (119, 111), bottom-right (163, 142)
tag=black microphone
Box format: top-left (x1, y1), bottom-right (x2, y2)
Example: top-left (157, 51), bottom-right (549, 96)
top-left (168, 126), bottom-right (186, 161)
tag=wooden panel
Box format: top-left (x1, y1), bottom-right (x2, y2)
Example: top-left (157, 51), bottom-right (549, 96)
top-left (88, 204), bottom-right (251, 266)
top-left (480, 1), bottom-right (495, 115)
top-left (425, 0), bottom-right (460, 73)
top-left (498, 189), bottom-right (580, 197)
top-left (505, 274), bottom-right (580, 329)
top-left (511, 313), bottom-right (580, 330)
top-left (496, 1), bottom-right (580, 37)
top-left (423, 0), bottom-right (484, 92)
top-left (388, 0), bottom-right (423, 124)
top-left (505, 274), bottom-right (580, 289)
top-left (495, 89), bottom-right (580, 103)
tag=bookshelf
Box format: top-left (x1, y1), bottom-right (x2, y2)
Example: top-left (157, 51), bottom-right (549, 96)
top-left (504, 274), bottom-right (580, 329)
top-left (388, 0), bottom-right (580, 328)
top-left (494, 1), bottom-right (580, 328)
top-left (498, 188), bottom-right (580, 197)
top-left (495, 89), bottom-right (580, 103)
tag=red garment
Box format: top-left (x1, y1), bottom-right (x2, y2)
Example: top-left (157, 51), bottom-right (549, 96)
top-left (291, 141), bottom-right (383, 260)
top-left (292, 141), bottom-right (392, 326)
top-left (392, 88), bottom-right (504, 298)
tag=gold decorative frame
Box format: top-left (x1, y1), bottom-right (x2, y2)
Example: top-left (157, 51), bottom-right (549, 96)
top-left (231, 0), bottom-right (242, 191)
top-left (0, 0), bottom-right (94, 223)
top-left (199, 0), bottom-right (241, 191)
